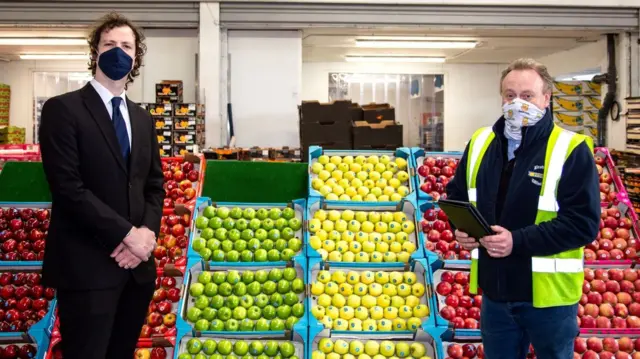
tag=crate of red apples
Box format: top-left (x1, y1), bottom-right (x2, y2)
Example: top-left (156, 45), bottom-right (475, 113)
top-left (156, 206), bottom-right (192, 271)
top-left (140, 267), bottom-right (184, 341)
top-left (134, 337), bottom-right (175, 359)
top-left (419, 202), bottom-right (469, 261)
top-left (529, 335), bottom-right (640, 359)
top-left (161, 154), bottom-right (204, 211)
top-left (411, 148), bottom-right (462, 202)
top-left (430, 260), bottom-right (481, 332)
top-left (585, 202), bottom-right (640, 263)
top-left (441, 333), bottom-right (489, 359)
top-left (0, 205), bottom-right (50, 264)
top-left (596, 147), bottom-right (634, 212)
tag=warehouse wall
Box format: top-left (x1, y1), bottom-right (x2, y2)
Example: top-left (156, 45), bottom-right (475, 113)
top-left (228, 30), bottom-right (303, 147)
top-left (302, 62), bottom-right (504, 152)
top-left (1, 29), bottom-right (197, 143)
top-left (538, 39), bottom-right (606, 77)
top-left (0, 62), bottom-right (5, 84)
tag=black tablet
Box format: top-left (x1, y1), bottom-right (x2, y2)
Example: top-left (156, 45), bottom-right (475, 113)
top-left (438, 199), bottom-right (495, 240)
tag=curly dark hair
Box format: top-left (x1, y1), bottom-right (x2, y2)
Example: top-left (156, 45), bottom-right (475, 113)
top-left (87, 12), bottom-right (146, 88)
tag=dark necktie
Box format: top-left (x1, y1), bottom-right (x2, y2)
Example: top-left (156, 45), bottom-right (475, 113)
top-left (111, 97), bottom-right (130, 163)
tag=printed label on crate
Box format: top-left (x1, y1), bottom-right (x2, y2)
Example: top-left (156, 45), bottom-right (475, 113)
top-left (174, 104), bottom-right (196, 117)
top-left (553, 81), bottom-right (602, 96)
top-left (156, 131), bottom-right (172, 145)
top-left (174, 117), bottom-right (196, 130)
top-left (172, 144), bottom-right (195, 157)
top-left (149, 104), bottom-right (172, 117)
top-left (154, 117), bottom-right (173, 130)
top-left (553, 96), bottom-right (601, 112)
top-left (553, 111), bottom-right (600, 127)
top-left (159, 145), bottom-right (172, 157)
top-left (156, 83), bottom-right (181, 97)
top-left (173, 132), bottom-right (195, 145)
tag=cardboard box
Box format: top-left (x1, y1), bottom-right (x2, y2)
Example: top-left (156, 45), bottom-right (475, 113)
top-left (173, 130), bottom-right (196, 145)
top-left (299, 100), bottom-right (353, 125)
top-left (361, 103), bottom-right (395, 123)
top-left (352, 120), bottom-right (403, 150)
top-left (300, 121), bottom-right (352, 147)
top-left (159, 144), bottom-right (172, 158)
top-left (172, 144), bottom-right (196, 157)
top-left (174, 103), bottom-right (197, 117)
top-left (552, 111), bottom-right (600, 128)
top-left (156, 130), bottom-right (173, 145)
top-left (154, 117), bottom-right (173, 130)
top-left (147, 104), bottom-right (173, 117)
top-left (552, 96), bottom-right (601, 112)
top-left (155, 81), bottom-right (183, 103)
top-left (553, 81), bottom-right (602, 96)
top-left (174, 117), bottom-right (197, 131)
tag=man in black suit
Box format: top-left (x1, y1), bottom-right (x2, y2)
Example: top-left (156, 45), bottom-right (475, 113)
top-left (39, 12), bottom-right (164, 359)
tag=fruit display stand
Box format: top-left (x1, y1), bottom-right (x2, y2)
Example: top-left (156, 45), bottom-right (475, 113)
top-left (173, 327), bottom-right (306, 359)
top-left (157, 206), bottom-right (193, 272)
top-left (429, 258), bottom-right (481, 333)
top-left (586, 203), bottom-right (640, 263)
top-left (135, 337), bottom-right (176, 359)
top-left (418, 201), bottom-right (468, 263)
top-left (307, 258), bottom-right (435, 337)
top-left (308, 327), bottom-right (445, 359)
top-left (579, 264), bottom-right (640, 333)
top-left (162, 154), bottom-right (205, 211)
top-left (0, 204), bottom-right (50, 264)
top-left (188, 198), bottom-right (306, 264)
top-left (177, 259), bottom-right (308, 337)
top-left (305, 197), bottom-right (423, 263)
top-left (0, 162), bottom-right (50, 203)
top-left (562, 335), bottom-right (640, 359)
top-left (307, 146), bottom-right (415, 203)
top-left (596, 147), bottom-right (634, 212)
top-left (141, 266), bottom-right (185, 340)
top-left (410, 148), bottom-right (461, 202)
top-left (440, 330), bottom-right (487, 359)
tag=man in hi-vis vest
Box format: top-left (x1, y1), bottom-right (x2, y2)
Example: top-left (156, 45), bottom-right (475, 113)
top-left (446, 58), bottom-right (600, 359)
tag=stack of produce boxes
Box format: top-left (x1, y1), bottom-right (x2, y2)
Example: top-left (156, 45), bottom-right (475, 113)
top-left (408, 142), bottom-right (640, 357)
top-left (551, 80), bottom-right (602, 142)
top-left (305, 146), bottom-right (448, 359)
top-left (0, 203), bottom-right (57, 358)
top-left (0, 84), bottom-right (9, 127)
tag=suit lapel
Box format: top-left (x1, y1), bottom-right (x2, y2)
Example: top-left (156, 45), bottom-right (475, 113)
top-left (127, 96), bottom-right (144, 178)
top-left (81, 84), bottom-right (127, 174)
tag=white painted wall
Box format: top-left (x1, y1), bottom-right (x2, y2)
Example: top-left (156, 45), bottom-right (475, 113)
top-left (1, 30), bottom-right (197, 143)
top-left (228, 30), bottom-right (302, 147)
top-left (0, 62), bottom-right (6, 84)
top-left (538, 40), bottom-right (606, 77)
top-left (302, 62), bottom-right (504, 151)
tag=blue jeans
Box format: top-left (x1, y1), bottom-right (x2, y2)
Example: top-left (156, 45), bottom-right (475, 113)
top-left (480, 296), bottom-right (578, 359)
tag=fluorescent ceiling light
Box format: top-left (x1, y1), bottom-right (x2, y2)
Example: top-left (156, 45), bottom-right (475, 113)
top-left (20, 54), bottom-right (88, 60)
top-left (0, 38), bottom-right (86, 46)
top-left (345, 56), bottom-right (445, 63)
top-left (356, 40), bottom-right (477, 49)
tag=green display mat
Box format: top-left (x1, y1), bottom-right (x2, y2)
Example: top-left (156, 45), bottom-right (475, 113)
top-left (201, 160), bottom-right (308, 203)
top-left (0, 162), bottom-right (51, 202)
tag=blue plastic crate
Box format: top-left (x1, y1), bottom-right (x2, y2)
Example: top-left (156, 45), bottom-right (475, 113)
top-left (0, 202), bottom-right (52, 266)
top-left (307, 146), bottom-right (417, 204)
top-left (418, 200), bottom-right (472, 263)
top-left (307, 327), bottom-right (447, 359)
top-left (305, 197), bottom-right (425, 264)
top-left (307, 257), bottom-right (437, 337)
top-left (177, 259), bottom-right (308, 338)
top-left (429, 254), bottom-right (480, 334)
top-left (173, 326), bottom-right (306, 359)
top-left (187, 197), bottom-right (306, 265)
top-left (410, 148), bottom-right (463, 201)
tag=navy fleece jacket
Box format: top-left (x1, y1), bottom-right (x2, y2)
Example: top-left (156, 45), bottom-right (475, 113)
top-left (446, 111), bottom-right (600, 302)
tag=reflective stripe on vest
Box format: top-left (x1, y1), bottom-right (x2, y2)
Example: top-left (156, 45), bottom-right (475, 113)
top-left (466, 125), bottom-right (589, 308)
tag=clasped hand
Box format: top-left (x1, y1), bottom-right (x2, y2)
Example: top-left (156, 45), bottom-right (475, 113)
top-left (455, 225), bottom-right (513, 258)
top-left (110, 227), bottom-right (156, 269)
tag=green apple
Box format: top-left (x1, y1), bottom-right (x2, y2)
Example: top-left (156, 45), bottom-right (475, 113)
top-left (227, 250), bottom-right (240, 262)
top-left (227, 271), bottom-right (241, 284)
top-left (233, 306), bottom-right (247, 320)
top-left (199, 248), bottom-right (212, 261)
top-left (187, 307), bottom-right (202, 322)
top-left (264, 341), bottom-right (279, 356)
top-left (221, 240), bottom-right (234, 253)
top-left (236, 218), bottom-right (249, 231)
top-left (212, 249), bottom-right (225, 262)
top-left (288, 218), bottom-right (302, 231)
top-left (234, 240), bottom-right (247, 252)
top-left (255, 229), bottom-right (268, 240)
top-left (288, 238), bottom-right (302, 253)
top-left (276, 305), bottom-right (291, 319)
top-left (239, 318), bottom-right (254, 331)
top-left (277, 280), bottom-right (290, 294)
top-left (243, 208), bottom-right (256, 219)
top-left (210, 295), bottom-right (225, 309)
top-left (268, 229), bottom-right (281, 241)
top-left (255, 270), bottom-right (268, 283)
top-left (217, 307), bottom-right (232, 321)
top-left (225, 319), bottom-right (239, 331)
top-left (229, 229), bottom-right (241, 241)
top-left (247, 238), bottom-right (261, 251)
top-left (291, 279), bottom-right (304, 294)
top-left (280, 249), bottom-right (295, 261)
top-left (211, 355), bottom-right (223, 359)
top-left (178, 353), bottom-right (191, 359)
top-left (261, 240), bottom-right (274, 251)
top-left (240, 229), bottom-right (254, 240)
top-left (281, 228), bottom-right (295, 241)
top-left (208, 217), bottom-right (223, 229)
top-left (262, 219), bottom-right (274, 231)
top-left (269, 269), bottom-right (283, 282)
top-left (202, 339), bottom-right (217, 355)
top-left (256, 208), bottom-right (269, 220)
top-left (255, 318), bottom-right (270, 331)
top-left (262, 282), bottom-right (276, 295)
top-left (194, 352), bottom-right (207, 359)
top-left (285, 316), bottom-right (298, 330)
top-left (203, 206), bottom-right (217, 219)
top-left (194, 295), bottom-right (210, 309)
top-left (280, 342), bottom-right (295, 358)
top-left (209, 319), bottom-right (224, 331)
top-left (218, 282), bottom-right (232, 296)
top-left (213, 272), bottom-right (227, 284)
top-left (195, 318), bottom-right (210, 331)
top-left (241, 271), bottom-right (254, 284)
top-left (275, 218), bottom-right (288, 231)
top-left (230, 207), bottom-right (243, 219)
top-left (283, 292), bottom-right (298, 306)
top-left (257, 354), bottom-right (269, 359)
top-left (198, 271), bottom-right (212, 285)
top-left (241, 250), bottom-right (254, 262)
top-left (201, 228), bottom-right (215, 240)
top-left (241, 355), bottom-right (253, 359)
top-left (249, 341), bottom-right (265, 356)
top-left (270, 293), bottom-right (284, 308)
top-left (196, 216), bottom-right (209, 230)
top-left (202, 307), bottom-right (218, 321)
top-left (207, 238), bottom-right (221, 252)
top-left (274, 239), bottom-right (288, 252)
top-left (267, 250), bottom-right (281, 262)
top-left (215, 228), bottom-right (228, 241)
top-left (187, 338), bottom-right (203, 354)
top-left (192, 237), bottom-right (207, 252)
top-left (218, 340), bottom-right (233, 355)
top-left (249, 218), bottom-right (262, 231)
top-left (269, 208), bottom-right (282, 220)
top-left (282, 207), bottom-right (295, 220)
top-left (254, 249), bottom-right (268, 262)
top-left (190, 283), bottom-right (205, 297)
top-left (226, 295), bottom-right (240, 309)
top-left (204, 282), bottom-right (218, 297)
top-left (235, 341), bottom-right (250, 356)
top-left (223, 218), bottom-right (236, 231)
top-left (248, 306), bottom-right (262, 320)
top-left (226, 355), bottom-right (238, 359)
top-left (262, 305), bottom-right (276, 319)
top-left (255, 294), bottom-right (269, 308)
top-left (247, 282), bottom-right (261, 296)
top-left (281, 268), bottom-right (296, 282)
top-left (292, 303), bottom-right (304, 318)
top-left (240, 295), bottom-right (254, 308)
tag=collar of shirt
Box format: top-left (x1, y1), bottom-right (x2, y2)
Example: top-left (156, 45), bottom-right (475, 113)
top-left (90, 78), bottom-right (128, 114)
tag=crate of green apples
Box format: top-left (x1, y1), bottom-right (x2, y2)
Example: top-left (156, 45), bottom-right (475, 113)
top-left (307, 258), bottom-right (434, 333)
top-left (306, 198), bottom-right (423, 263)
top-left (189, 198), bottom-right (305, 263)
top-left (308, 328), bottom-right (444, 359)
top-left (179, 260), bottom-right (307, 335)
top-left (174, 330), bottom-right (306, 359)
top-left (307, 146), bottom-right (415, 202)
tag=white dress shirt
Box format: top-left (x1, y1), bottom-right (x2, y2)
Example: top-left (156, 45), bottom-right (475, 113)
top-left (90, 79), bottom-right (132, 147)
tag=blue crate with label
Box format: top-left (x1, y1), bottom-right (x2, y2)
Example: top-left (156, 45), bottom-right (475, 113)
top-left (0, 203), bottom-right (51, 265)
top-left (307, 146), bottom-right (416, 203)
top-left (188, 197), bottom-right (306, 264)
top-left (410, 148), bottom-right (462, 202)
top-left (305, 197), bottom-right (424, 263)
top-left (177, 259), bottom-right (308, 338)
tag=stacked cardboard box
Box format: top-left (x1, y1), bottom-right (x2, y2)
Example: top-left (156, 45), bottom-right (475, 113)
top-left (625, 97), bottom-right (640, 154)
top-left (351, 103), bottom-right (403, 150)
top-left (551, 80), bottom-right (602, 141)
top-left (0, 84), bottom-right (9, 127)
top-left (0, 126), bottom-right (26, 144)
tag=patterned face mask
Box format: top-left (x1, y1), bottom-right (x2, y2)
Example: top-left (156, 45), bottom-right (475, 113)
top-left (502, 98), bottom-right (545, 141)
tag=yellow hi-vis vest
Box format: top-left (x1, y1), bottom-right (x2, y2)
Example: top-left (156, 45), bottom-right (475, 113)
top-left (466, 125), bottom-right (594, 308)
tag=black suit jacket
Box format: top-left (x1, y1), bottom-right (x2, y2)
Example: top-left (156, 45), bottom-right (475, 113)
top-left (39, 84), bottom-right (165, 290)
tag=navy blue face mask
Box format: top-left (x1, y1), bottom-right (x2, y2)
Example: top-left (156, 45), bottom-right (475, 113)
top-left (97, 47), bottom-right (133, 81)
